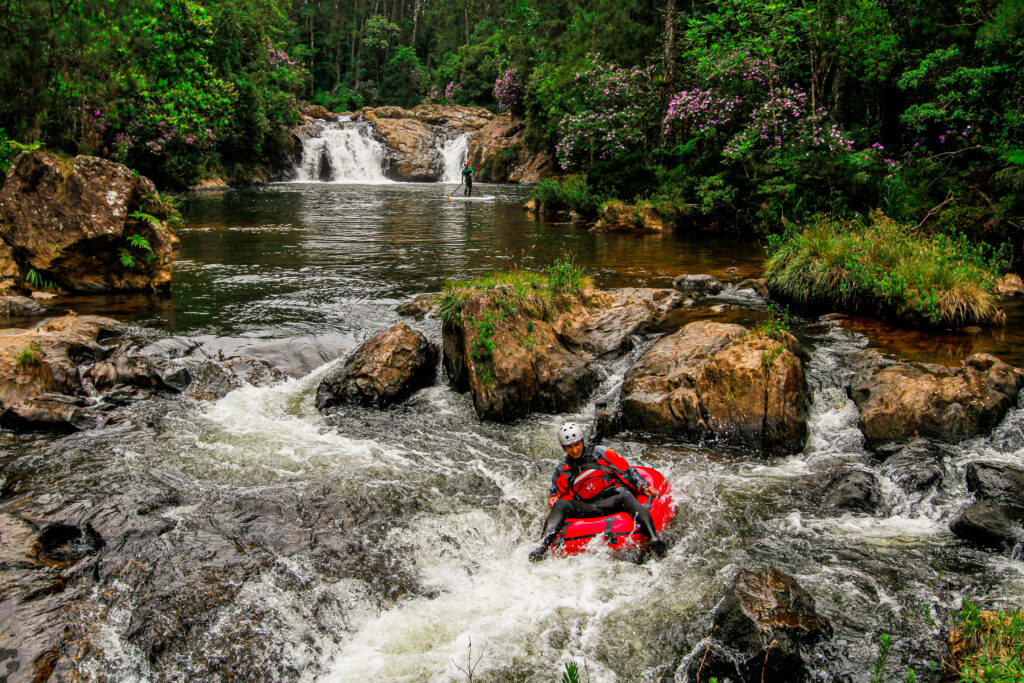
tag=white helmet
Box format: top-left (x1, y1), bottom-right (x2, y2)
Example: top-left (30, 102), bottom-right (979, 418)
top-left (558, 422), bottom-right (585, 447)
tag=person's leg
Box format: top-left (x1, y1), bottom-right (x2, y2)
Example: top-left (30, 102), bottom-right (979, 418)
top-left (530, 499), bottom-right (602, 561)
top-left (601, 490), bottom-right (661, 542)
top-left (465, 179), bottom-right (472, 196)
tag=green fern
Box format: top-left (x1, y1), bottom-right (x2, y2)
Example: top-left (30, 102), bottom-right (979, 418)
top-left (25, 267), bottom-right (56, 291)
top-left (118, 248), bottom-right (136, 269)
top-left (128, 211), bottom-right (162, 228)
top-left (127, 233), bottom-right (152, 252)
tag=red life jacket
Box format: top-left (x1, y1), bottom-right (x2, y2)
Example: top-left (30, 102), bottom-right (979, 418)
top-left (565, 447), bottom-right (632, 501)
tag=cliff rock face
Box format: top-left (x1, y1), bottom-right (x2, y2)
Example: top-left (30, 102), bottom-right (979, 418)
top-left (849, 353), bottom-right (1024, 450)
top-left (0, 151), bottom-right (179, 292)
top-left (466, 115), bottom-right (553, 183)
top-left (619, 321), bottom-right (810, 453)
top-left (358, 106), bottom-right (552, 183)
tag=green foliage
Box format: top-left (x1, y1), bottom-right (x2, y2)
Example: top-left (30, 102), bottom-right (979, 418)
top-left (24, 268), bottom-right (56, 292)
top-left (870, 633), bottom-right (892, 683)
top-left (546, 254), bottom-right (587, 293)
top-left (15, 342), bottom-right (43, 369)
top-left (749, 304), bottom-right (791, 342)
top-left (765, 212), bottom-right (1009, 327)
top-left (562, 660), bottom-right (580, 683)
top-left (949, 601), bottom-right (1024, 682)
top-left (532, 176), bottom-right (603, 217)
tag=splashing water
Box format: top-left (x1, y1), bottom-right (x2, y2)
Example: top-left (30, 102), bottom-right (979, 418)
top-left (296, 120), bottom-right (391, 184)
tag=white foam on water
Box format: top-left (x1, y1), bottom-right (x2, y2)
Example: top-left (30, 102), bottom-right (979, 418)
top-left (320, 509), bottom-right (667, 682)
top-left (296, 121), bottom-right (392, 184)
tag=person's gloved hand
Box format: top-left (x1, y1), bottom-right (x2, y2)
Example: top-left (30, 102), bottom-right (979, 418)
top-left (547, 494), bottom-right (560, 508)
top-left (642, 485), bottom-right (658, 498)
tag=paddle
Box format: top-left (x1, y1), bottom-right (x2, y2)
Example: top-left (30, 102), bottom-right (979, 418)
top-left (446, 181), bottom-right (463, 200)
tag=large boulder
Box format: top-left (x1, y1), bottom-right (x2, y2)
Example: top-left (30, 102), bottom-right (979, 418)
top-left (950, 501), bottom-right (1024, 551)
top-left (849, 354), bottom-right (1024, 450)
top-left (316, 322), bottom-right (438, 411)
top-left (594, 203), bottom-right (671, 233)
top-left (880, 439), bottom-right (946, 492)
top-left (620, 321), bottom-right (810, 453)
top-left (683, 568), bottom-right (830, 683)
top-left (0, 151), bottom-right (179, 292)
top-left (965, 461), bottom-right (1024, 507)
top-left (673, 273), bottom-right (726, 296)
top-left (442, 287), bottom-right (685, 422)
top-left (466, 115), bottom-right (552, 182)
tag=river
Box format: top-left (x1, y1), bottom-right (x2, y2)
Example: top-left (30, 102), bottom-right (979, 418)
top-left (3, 182), bottom-right (1023, 682)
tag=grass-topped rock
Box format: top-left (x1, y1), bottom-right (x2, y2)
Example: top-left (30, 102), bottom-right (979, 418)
top-left (764, 211), bottom-right (1008, 328)
top-left (439, 257), bottom-right (685, 422)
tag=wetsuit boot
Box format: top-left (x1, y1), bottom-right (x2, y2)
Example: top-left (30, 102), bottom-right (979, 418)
top-left (529, 532), bottom-right (558, 562)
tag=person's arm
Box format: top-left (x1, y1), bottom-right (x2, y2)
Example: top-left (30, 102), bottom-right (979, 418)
top-left (604, 449), bottom-right (657, 498)
top-left (548, 464), bottom-right (570, 507)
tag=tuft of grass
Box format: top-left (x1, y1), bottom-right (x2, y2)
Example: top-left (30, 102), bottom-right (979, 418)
top-left (438, 256), bottom-right (592, 327)
top-left (15, 342), bottom-right (43, 368)
top-left (948, 601), bottom-right (1024, 682)
top-left (764, 210), bottom-right (1009, 327)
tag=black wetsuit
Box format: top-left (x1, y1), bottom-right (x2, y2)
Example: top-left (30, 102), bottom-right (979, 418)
top-left (540, 444), bottom-right (659, 542)
top-left (462, 166), bottom-right (474, 196)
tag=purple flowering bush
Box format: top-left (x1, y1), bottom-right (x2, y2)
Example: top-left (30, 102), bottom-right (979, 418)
top-left (552, 55), bottom-right (660, 170)
top-left (494, 67), bottom-right (524, 115)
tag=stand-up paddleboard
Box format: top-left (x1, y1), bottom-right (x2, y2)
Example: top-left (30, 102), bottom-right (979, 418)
top-left (551, 467), bottom-right (675, 555)
top-left (446, 194), bottom-right (495, 200)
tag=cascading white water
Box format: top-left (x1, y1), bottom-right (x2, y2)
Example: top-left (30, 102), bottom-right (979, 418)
top-left (439, 133), bottom-right (470, 183)
top-left (296, 119), bottom-right (390, 183)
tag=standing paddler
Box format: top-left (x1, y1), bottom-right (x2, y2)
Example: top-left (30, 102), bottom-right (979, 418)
top-left (461, 160), bottom-right (474, 196)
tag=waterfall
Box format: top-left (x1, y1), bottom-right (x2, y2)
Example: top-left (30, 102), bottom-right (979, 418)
top-left (295, 119), bottom-right (390, 184)
top-left (440, 133), bottom-right (470, 182)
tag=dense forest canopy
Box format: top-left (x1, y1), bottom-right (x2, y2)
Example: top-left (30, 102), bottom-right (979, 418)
top-left (0, 0), bottom-right (1021, 259)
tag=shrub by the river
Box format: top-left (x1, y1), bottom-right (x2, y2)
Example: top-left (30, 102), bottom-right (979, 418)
top-left (531, 176), bottom-right (603, 217)
top-left (948, 601), bottom-right (1024, 682)
top-left (764, 211), bottom-right (1008, 327)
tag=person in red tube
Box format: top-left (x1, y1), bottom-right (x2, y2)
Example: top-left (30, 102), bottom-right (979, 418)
top-left (528, 422), bottom-right (666, 562)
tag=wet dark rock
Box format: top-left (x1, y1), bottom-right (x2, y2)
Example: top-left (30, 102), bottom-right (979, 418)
top-left (561, 288), bottom-right (686, 359)
top-left (673, 273), bottom-right (725, 296)
top-left (395, 294), bottom-right (436, 319)
top-left (0, 151), bottom-right (179, 292)
top-left (849, 353), bottom-right (1024, 451)
top-left (821, 470), bottom-right (882, 512)
top-left (86, 351), bottom-right (175, 392)
top-left (160, 365), bottom-right (194, 391)
top-left (0, 296), bottom-right (46, 317)
top-left (0, 395), bottom-right (103, 432)
top-left (683, 567), bottom-right (830, 682)
top-left (950, 500), bottom-right (1024, 551)
top-left (965, 461), bottom-right (1024, 507)
top-left (317, 322), bottom-right (438, 411)
top-left (881, 440), bottom-right (945, 492)
top-left (620, 321), bottom-right (809, 453)
top-left (735, 278), bottom-right (770, 298)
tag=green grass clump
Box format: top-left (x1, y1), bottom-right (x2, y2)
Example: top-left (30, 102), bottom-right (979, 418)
top-left (948, 601), bottom-right (1024, 681)
top-left (438, 255), bottom-right (591, 326)
top-left (532, 175), bottom-right (603, 216)
top-left (15, 342), bottom-right (43, 368)
top-left (764, 211), bottom-right (1009, 327)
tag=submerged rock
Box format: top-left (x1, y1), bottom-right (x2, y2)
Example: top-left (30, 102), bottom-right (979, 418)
top-left (849, 354), bottom-right (1024, 451)
top-left (683, 567), bottom-right (830, 683)
top-left (950, 500), bottom-right (1024, 551)
top-left (995, 273), bottom-right (1024, 298)
top-left (0, 151), bottom-right (179, 292)
top-left (880, 440), bottom-right (946, 492)
top-left (821, 470), bottom-right (882, 512)
top-left (673, 273), bottom-right (726, 296)
top-left (316, 322), bottom-right (438, 411)
top-left (619, 321), bottom-right (809, 453)
top-left (0, 295), bottom-right (47, 317)
top-left (395, 294), bottom-right (436, 320)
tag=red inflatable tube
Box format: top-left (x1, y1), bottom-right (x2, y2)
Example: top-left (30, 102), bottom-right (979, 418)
top-left (552, 467), bottom-right (675, 555)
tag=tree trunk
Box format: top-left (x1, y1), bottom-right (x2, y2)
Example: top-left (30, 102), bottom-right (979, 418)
top-left (662, 0), bottom-right (677, 101)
